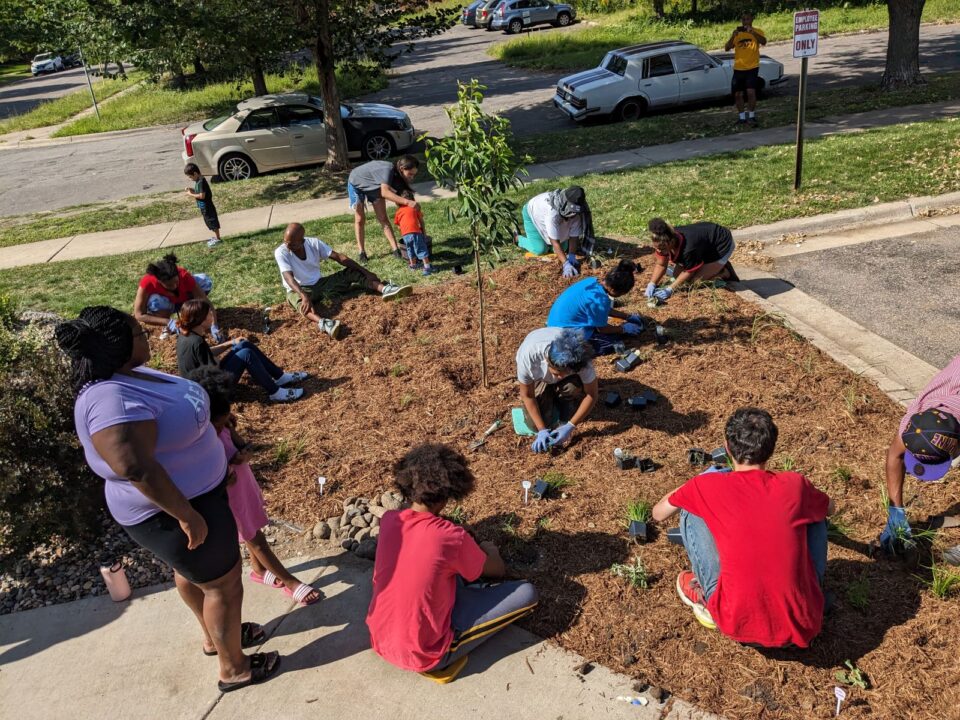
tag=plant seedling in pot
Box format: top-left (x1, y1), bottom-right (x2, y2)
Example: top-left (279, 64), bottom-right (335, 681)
top-left (640, 389), bottom-right (658, 404)
top-left (626, 500), bottom-right (653, 542)
top-left (615, 349), bottom-right (643, 373)
top-left (666, 527), bottom-right (684, 546)
top-left (654, 325), bottom-right (668, 346)
top-left (604, 391), bottom-right (622, 408)
top-left (637, 457), bottom-right (656, 473)
top-left (542, 470), bottom-right (573, 495)
top-left (687, 448), bottom-right (708, 466)
top-left (710, 447), bottom-right (729, 465)
top-left (613, 448), bottom-right (637, 471)
top-left (532, 478), bottom-right (550, 500)
top-left (627, 396), bottom-right (647, 411)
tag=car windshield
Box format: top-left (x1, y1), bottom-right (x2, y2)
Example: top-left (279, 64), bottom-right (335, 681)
top-left (602, 53), bottom-right (628, 76)
top-left (33, 53), bottom-right (53, 62)
top-left (203, 115), bottom-right (231, 131)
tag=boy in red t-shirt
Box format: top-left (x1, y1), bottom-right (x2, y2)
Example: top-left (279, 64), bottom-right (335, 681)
top-left (652, 407), bottom-right (833, 648)
top-left (366, 444), bottom-right (538, 682)
top-left (393, 190), bottom-right (433, 276)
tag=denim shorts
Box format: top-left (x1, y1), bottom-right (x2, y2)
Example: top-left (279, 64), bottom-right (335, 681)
top-left (348, 182), bottom-right (382, 210)
top-left (403, 232), bottom-right (430, 260)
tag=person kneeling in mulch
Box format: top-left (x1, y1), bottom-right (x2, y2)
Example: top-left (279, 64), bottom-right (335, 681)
top-left (189, 366), bottom-right (321, 606)
top-left (275, 222), bottom-right (412, 339)
top-left (515, 327), bottom-right (598, 453)
top-left (366, 444), bottom-right (538, 683)
top-left (644, 218), bottom-right (739, 305)
top-left (546, 259), bottom-right (644, 356)
top-left (652, 407), bottom-right (834, 648)
top-left (515, 186), bottom-right (594, 278)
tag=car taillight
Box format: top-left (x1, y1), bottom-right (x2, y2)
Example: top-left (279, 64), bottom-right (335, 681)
top-left (481, 9), bottom-right (486, 17)
top-left (183, 130), bottom-right (196, 157)
top-left (498, 5), bottom-right (504, 14)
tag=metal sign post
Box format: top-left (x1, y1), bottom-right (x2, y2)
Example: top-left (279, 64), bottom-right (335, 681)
top-left (78, 47), bottom-right (101, 121)
top-left (793, 9), bottom-right (819, 191)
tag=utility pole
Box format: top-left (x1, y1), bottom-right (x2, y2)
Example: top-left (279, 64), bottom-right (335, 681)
top-left (78, 47), bottom-right (101, 121)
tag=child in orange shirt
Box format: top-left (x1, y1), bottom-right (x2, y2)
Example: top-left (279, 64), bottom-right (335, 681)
top-left (394, 190), bottom-right (433, 276)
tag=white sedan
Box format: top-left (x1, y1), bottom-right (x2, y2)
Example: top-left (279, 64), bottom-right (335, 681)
top-left (554, 40), bottom-right (788, 122)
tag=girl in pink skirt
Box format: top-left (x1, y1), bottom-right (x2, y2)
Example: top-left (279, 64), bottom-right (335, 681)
top-left (189, 367), bottom-right (321, 606)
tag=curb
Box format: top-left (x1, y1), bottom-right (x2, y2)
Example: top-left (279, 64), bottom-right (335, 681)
top-left (734, 190), bottom-right (960, 244)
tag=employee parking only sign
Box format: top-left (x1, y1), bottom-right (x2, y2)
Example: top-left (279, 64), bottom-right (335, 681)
top-left (793, 9), bottom-right (820, 58)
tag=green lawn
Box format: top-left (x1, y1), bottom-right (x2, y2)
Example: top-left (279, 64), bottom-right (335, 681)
top-left (0, 62), bottom-right (30, 88)
top-left (52, 65), bottom-right (386, 137)
top-left (3, 72), bottom-right (958, 250)
top-left (490, 0), bottom-right (960, 71)
top-left (2, 116), bottom-right (958, 316)
top-left (0, 71), bottom-right (146, 134)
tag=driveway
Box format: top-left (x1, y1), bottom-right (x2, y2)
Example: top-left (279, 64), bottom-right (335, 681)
top-left (0, 67), bottom-right (92, 120)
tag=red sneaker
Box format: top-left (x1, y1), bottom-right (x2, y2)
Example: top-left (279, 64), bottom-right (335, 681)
top-left (676, 571), bottom-right (717, 630)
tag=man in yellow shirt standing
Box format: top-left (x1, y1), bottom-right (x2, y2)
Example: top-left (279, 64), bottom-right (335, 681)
top-left (725, 12), bottom-right (767, 127)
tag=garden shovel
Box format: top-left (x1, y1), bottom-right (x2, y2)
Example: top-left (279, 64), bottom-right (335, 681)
top-left (469, 419), bottom-right (503, 451)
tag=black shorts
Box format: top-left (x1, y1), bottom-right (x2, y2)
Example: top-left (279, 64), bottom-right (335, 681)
top-left (732, 67), bottom-right (760, 93)
top-left (201, 210), bottom-right (221, 231)
top-left (122, 479), bottom-right (239, 584)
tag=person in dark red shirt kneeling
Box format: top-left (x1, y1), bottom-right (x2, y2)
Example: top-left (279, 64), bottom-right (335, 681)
top-left (652, 407), bottom-right (834, 648)
top-left (366, 444), bottom-right (538, 682)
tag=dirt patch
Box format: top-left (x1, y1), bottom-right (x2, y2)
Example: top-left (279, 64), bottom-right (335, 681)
top-left (153, 260), bottom-right (960, 720)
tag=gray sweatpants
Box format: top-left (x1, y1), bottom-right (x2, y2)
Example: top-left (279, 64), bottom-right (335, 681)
top-left (430, 578), bottom-right (539, 670)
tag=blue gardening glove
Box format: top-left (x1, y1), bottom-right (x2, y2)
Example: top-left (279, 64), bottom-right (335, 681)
top-left (166, 317), bottom-right (178, 333)
top-left (566, 253), bottom-right (581, 269)
top-left (622, 322), bottom-right (643, 336)
top-left (210, 323), bottom-right (223, 343)
top-left (644, 282), bottom-right (657, 298)
top-left (562, 261), bottom-right (579, 278)
top-left (549, 422), bottom-right (576, 447)
top-left (653, 287), bottom-right (673, 302)
top-left (880, 505), bottom-right (912, 553)
top-left (532, 429), bottom-right (553, 453)
top-left (627, 313), bottom-right (643, 325)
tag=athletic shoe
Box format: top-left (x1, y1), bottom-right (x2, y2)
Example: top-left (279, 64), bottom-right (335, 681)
top-left (943, 544), bottom-right (960, 566)
top-left (276, 371), bottom-right (310, 387)
top-left (206, 237), bottom-right (221, 247)
top-left (358, 251), bottom-right (369, 263)
top-left (381, 283), bottom-right (412, 301)
top-left (269, 387), bottom-right (304, 403)
top-left (318, 318), bottom-right (342, 339)
top-left (676, 571), bottom-right (717, 630)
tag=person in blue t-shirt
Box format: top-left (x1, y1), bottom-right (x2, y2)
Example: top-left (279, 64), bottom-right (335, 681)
top-left (545, 260), bottom-right (643, 355)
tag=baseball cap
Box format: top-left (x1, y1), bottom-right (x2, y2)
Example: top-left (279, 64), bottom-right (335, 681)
top-left (902, 408), bottom-right (960, 481)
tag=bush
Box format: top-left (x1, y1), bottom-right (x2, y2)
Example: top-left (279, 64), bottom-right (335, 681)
top-left (0, 305), bottom-right (103, 562)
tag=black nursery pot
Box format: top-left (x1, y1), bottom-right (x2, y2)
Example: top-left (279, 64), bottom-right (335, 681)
top-left (667, 527), bottom-right (684, 546)
top-left (532, 479), bottom-right (550, 499)
top-left (604, 391), bottom-right (622, 408)
top-left (627, 396), bottom-right (647, 411)
top-left (615, 453), bottom-right (637, 471)
top-left (628, 520), bottom-right (648, 542)
top-left (710, 447), bottom-right (729, 465)
top-left (637, 457), bottom-right (656, 473)
top-left (641, 390), bottom-right (658, 404)
top-left (687, 447), bottom-right (708, 466)
top-left (615, 350), bottom-right (642, 373)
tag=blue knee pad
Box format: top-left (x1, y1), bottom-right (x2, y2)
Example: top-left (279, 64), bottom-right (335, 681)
top-left (146, 294), bottom-right (175, 314)
top-left (192, 273), bottom-right (213, 294)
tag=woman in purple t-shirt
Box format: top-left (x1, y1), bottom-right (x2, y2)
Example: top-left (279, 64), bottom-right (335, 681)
top-left (55, 306), bottom-right (280, 692)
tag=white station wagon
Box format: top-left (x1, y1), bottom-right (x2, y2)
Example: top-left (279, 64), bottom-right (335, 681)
top-left (554, 40), bottom-right (788, 122)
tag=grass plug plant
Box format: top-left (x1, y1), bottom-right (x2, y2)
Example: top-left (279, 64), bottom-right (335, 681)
top-left (834, 660), bottom-right (870, 690)
top-left (610, 557), bottom-right (650, 590)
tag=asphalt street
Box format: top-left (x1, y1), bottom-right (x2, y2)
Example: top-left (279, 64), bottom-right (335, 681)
top-left (0, 23), bottom-right (957, 216)
top-left (0, 66), bottom-right (92, 119)
top-left (774, 223), bottom-right (960, 368)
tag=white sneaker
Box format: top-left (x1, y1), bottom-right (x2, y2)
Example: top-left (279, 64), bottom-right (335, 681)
top-left (269, 387), bottom-right (304, 403)
top-left (206, 237), bottom-right (221, 247)
top-left (276, 371), bottom-right (310, 387)
top-left (318, 319), bottom-right (342, 339)
top-left (381, 283), bottom-right (412, 301)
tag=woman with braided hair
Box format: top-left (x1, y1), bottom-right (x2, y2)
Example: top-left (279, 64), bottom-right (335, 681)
top-left (55, 306), bottom-right (280, 692)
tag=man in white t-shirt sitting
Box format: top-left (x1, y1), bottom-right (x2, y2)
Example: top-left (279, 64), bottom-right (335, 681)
top-left (516, 327), bottom-right (598, 453)
top-left (275, 223), bottom-right (411, 338)
top-left (516, 187), bottom-right (593, 278)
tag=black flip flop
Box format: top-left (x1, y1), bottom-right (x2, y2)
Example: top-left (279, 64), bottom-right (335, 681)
top-left (217, 651), bottom-right (281, 693)
top-left (203, 622), bottom-right (266, 656)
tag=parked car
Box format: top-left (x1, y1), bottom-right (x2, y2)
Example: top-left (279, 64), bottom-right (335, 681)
top-left (476, 0), bottom-right (504, 29)
top-left (59, 50), bottom-right (82, 68)
top-left (489, 0), bottom-right (575, 33)
top-left (462, 0), bottom-right (486, 26)
top-left (181, 93), bottom-right (417, 182)
top-left (30, 52), bottom-right (64, 76)
top-left (554, 40), bottom-right (788, 122)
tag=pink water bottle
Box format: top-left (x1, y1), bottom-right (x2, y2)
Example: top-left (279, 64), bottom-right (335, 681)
top-left (100, 560), bottom-right (132, 602)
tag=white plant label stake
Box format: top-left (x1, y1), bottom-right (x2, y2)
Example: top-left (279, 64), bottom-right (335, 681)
top-left (521, 480), bottom-right (532, 505)
top-left (317, 476), bottom-right (326, 495)
top-left (834, 686), bottom-right (846, 716)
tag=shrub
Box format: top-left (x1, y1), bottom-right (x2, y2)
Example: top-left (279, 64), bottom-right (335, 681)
top-left (0, 308), bottom-right (103, 562)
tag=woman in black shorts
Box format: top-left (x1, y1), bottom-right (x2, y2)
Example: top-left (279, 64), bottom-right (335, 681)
top-left (56, 306), bottom-right (280, 692)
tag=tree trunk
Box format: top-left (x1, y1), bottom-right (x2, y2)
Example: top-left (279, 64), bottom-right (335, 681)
top-left (474, 241), bottom-right (488, 389)
top-left (193, 57), bottom-right (206, 75)
top-left (690, 0), bottom-right (697, 16)
top-left (312, 0), bottom-right (350, 171)
top-left (880, 0), bottom-right (926, 90)
top-left (251, 57), bottom-right (268, 96)
top-left (652, 0), bottom-right (665, 18)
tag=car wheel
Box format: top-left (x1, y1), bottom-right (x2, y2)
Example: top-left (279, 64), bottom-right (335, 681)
top-left (507, 18), bottom-right (523, 33)
top-left (217, 154), bottom-right (257, 182)
top-left (556, 11), bottom-right (572, 26)
top-left (615, 97), bottom-right (646, 122)
top-left (362, 132), bottom-right (395, 161)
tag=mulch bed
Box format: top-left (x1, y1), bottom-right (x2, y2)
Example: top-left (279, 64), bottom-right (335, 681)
top-left (153, 256), bottom-right (960, 720)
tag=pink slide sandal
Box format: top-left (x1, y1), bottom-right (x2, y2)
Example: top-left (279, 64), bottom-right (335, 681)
top-left (283, 583), bottom-right (321, 606)
top-left (250, 570), bottom-right (284, 589)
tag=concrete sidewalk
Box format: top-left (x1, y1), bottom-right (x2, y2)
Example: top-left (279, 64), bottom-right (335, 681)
top-left (0, 547), bottom-right (717, 720)
top-left (1, 99), bottom-right (957, 271)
